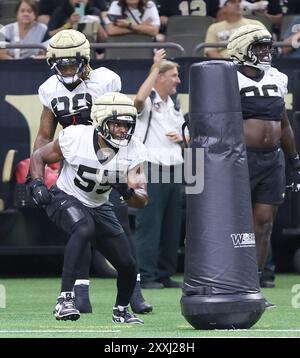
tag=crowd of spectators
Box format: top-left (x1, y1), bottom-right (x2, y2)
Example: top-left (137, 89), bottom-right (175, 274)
top-left (0, 0), bottom-right (300, 60)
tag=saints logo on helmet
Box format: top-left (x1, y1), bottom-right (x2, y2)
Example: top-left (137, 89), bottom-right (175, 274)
top-left (227, 24), bottom-right (273, 71)
top-left (47, 30), bottom-right (91, 88)
top-left (91, 92), bottom-right (137, 149)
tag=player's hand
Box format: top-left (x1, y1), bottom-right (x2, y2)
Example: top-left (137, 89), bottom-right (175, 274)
top-left (28, 178), bottom-right (52, 206)
top-left (111, 183), bottom-right (134, 200)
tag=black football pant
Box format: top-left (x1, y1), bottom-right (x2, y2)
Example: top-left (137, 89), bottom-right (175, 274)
top-left (77, 194), bottom-right (137, 280)
top-left (47, 187), bottom-right (137, 306)
top-left (62, 223), bottom-right (136, 306)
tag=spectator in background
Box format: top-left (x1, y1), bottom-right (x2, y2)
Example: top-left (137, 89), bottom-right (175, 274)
top-left (156, 0), bottom-right (220, 37)
top-left (0, 0), bottom-right (49, 60)
top-left (238, 0), bottom-right (300, 26)
top-left (38, 0), bottom-right (61, 24)
top-left (204, 0), bottom-right (264, 58)
top-left (105, 0), bottom-right (160, 37)
top-left (281, 15), bottom-right (300, 57)
top-left (133, 49), bottom-right (188, 289)
top-left (281, 0), bottom-right (300, 15)
top-left (48, 0), bottom-right (107, 43)
top-left (237, 1), bottom-right (284, 36)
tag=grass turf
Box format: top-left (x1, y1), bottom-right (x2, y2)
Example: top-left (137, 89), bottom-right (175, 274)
top-left (0, 274), bottom-right (300, 338)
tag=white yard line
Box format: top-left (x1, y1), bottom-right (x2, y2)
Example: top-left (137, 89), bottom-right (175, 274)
top-left (0, 329), bottom-right (121, 333)
top-left (217, 329), bottom-right (300, 332)
top-left (1, 329), bottom-right (300, 335)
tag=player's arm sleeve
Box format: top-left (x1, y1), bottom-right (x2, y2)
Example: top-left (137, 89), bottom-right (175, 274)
top-left (128, 141), bottom-right (149, 170)
top-left (38, 85), bottom-right (50, 108)
top-left (110, 72), bottom-right (122, 92)
top-left (58, 127), bottom-right (77, 161)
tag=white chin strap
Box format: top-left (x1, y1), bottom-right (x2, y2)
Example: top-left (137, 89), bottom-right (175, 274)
top-left (102, 134), bottom-right (129, 149)
top-left (61, 74), bottom-right (81, 84)
top-left (110, 138), bottom-right (129, 148)
top-left (52, 62), bottom-right (83, 86)
top-left (244, 61), bottom-right (271, 71)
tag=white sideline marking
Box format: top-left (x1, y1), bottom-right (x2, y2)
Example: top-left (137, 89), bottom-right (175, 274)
top-left (250, 329), bottom-right (300, 332)
top-left (0, 330), bottom-right (121, 333)
top-left (219, 329), bottom-right (300, 332)
top-left (1, 329), bottom-right (300, 334)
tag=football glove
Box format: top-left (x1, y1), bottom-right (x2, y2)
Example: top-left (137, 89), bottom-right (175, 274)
top-left (111, 183), bottom-right (134, 200)
top-left (287, 153), bottom-right (300, 192)
top-left (28, 178), bottom-right (52, 206)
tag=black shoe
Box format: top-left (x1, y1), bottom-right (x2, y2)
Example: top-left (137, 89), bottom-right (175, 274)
top-left (158, 277), bottom-right (182, 288)
top-left (54, 292), bottom-right (80, 321)
top-left (112, 306), bottom-right (144, 324)
top-left (260, 280), bottom-right (276, 288)
top-left (74, 284), bottom-right (92, 313)
top-left (264, 299), bottom-right (277, 309)
top-left (130, 281), bottom-right (153, 314)
top-left (141, 281), bottom-right (164, 289)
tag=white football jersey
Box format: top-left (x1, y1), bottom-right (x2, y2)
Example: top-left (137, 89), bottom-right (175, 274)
top-left (38, 67), bottom-right (121, 124)
top-left (237, 67), bottom-right (287, 98)
top-left (237, 67), bottom-right (288, 121)
top-left (56, 125), bottom-right (148, 208)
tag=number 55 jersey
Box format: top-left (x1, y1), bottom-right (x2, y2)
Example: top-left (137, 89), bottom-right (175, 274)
top-left (237, 66), bottom-right (288, 121)
top-left (56, 125), bottom-right (148, 208)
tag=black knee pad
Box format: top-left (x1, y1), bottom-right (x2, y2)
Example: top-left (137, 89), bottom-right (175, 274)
top-left (64, 206), bottom-right (89, 235)
top-left (48, 201), bottom-right (90, 235)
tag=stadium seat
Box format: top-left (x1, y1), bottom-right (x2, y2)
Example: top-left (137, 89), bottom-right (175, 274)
top-left (104, 34), bottom-right (154, 60)
top-left (166, 15), bottom-right (214, 35)
top-left (165, 33), bottom-right (203, 57)
top-left (0, 17), bottom-right (15, 25)
top-left (0, 1), bottom-right (18, 19)
top-left (165, 16), bottom-right (213, 58)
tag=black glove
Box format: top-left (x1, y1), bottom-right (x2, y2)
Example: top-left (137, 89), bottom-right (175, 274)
top-left (28, 178), bottom-right (52, 206)
top-left (288, 153), bottom-right (300, 192)
top-left (111, 183), bottom-right (134, 200)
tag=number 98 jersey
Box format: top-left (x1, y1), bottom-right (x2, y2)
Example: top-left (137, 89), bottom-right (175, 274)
top-left (38, 67), bottom-right (121, 127)
top-left (237, 67), bottom-right (288, 121)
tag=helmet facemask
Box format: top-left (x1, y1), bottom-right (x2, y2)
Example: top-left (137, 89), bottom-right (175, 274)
top-left (227, 25), bottom-right (274, 72)
top-left (245, 39), bottom-right (274, 71)
top-left (46, 30), bottom-right (91, 89)
top-left (48, 56), bottom-right (85, 88)
top-left (98, 114), bottom-right (136, 149)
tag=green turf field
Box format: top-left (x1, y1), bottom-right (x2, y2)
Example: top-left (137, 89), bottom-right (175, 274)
top-left (0, 274), bottom-right (300, 338)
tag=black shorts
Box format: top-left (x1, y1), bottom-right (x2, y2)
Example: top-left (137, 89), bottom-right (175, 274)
top-left (247, 147), bottom-right (286, 205)
top-left (46, 186), bottom-right (124, 238)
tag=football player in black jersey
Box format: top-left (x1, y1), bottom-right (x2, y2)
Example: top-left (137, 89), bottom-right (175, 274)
top-left (228, 24), bottom-right (300, 306)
